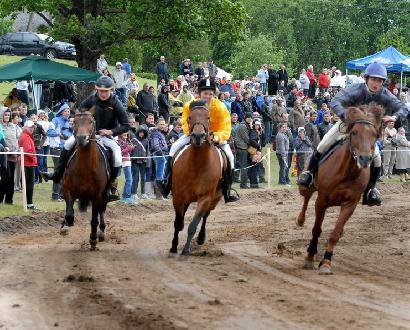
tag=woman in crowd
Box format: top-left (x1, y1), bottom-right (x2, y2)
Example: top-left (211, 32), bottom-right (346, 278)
top-left (395, 127), bottom-right (409, 182)
top-left (0, 108), bottom-right (19, 204)
top-left (36, 110), bottom-right (51, 176)
top-left (18, 120), bottom-right (38, 210)
top-left (118, 131), bottom-right (135, 204)
top-left (382, 119), bottom-right (397, 178)
top-left (248, 118), bottom-right (263, 188)
top-left (131, 125), bottom-right (150, 200)
top-left (275, 122), bottom-right (290, 186)
top-left (299, 69), bottom-right (310, 96)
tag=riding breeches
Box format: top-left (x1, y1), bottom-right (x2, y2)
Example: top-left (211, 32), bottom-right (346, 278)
top-left (169, 134), bottom-right (235, 169)
top-left (64, 135), bottom-right (122, 167)
top-left (317, 121), bottom-right (381, 167)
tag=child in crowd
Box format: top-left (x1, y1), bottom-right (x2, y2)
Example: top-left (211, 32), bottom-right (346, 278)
top-left (117, 132), bottom-right (134, 204)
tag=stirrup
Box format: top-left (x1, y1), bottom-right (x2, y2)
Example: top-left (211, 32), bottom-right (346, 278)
top-left (225, 188), bottom-right (240, 203)
top-left (364, 188), bottom-right (382, 206)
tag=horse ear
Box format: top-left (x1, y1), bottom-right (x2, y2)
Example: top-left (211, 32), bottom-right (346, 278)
top-left (75, 109), bottom-right (80, 115)
top-left (345, 107), bottom-right (362, 124)
top-left (367, 102), bottom-right (383, 130)
top-left (89, 106), bottom-right (96, 117)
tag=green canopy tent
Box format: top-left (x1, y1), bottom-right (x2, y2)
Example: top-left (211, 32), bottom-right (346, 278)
top-left (0, 55), bottom-right (100, 110)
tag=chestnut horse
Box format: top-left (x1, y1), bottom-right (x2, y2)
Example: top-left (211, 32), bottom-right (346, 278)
top-left (169, 102), bottom-right (226, 256)
top-left (297, 104), bottom-right (382, 274)
top-left (61, 110), bottom-right (109, 250)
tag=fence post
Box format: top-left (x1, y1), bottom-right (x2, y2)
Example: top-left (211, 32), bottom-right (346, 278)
top-left (20, 147), bottom-right (27, 212)
top-left (267, 148), bottom-right (271, 189)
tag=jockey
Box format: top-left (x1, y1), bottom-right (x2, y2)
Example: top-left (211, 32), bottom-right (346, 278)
top-left (41, 76), bottom-right (130, 202)
top-left (161, 78), bottom-right (239, 203)
top-left (298, 62), bottom-right (408, 206)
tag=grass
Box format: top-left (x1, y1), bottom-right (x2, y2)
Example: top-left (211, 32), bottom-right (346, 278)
top-left (0, 55), bottom-right (156, 102)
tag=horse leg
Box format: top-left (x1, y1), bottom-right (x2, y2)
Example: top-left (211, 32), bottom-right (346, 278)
top-left (197, 211), bottom-right (210, 245)
top-left (297, 192), bottom-right (313, 227)
top-left (169, 204), bottom-right (188, 255)
top-left (304, 197), bottom-right (327, 269)
top-left (89, 206), bottom-right (99, 250)
top-left (61, 197), bottom-right (75, 236)
top-left (98, 211), bottom-right (106, 242)
top-left (319, 202), bottom-right (357, 275)
top-left (181, 206), bottom-right (206, 256)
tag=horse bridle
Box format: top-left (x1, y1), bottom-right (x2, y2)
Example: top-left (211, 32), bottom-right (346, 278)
top-left (74, 111), bottom-right (97, 139)
top-left (189, 106), bottom-right (210, 138)
top-left (347, 119), bottom-right (376, 160)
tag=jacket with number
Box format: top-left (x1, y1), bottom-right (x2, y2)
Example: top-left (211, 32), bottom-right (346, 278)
top-left (182, 98), bottom-right (231, 143)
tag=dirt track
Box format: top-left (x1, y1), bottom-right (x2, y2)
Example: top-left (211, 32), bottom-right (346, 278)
top-left (0, 183), bottom-right (409, 329)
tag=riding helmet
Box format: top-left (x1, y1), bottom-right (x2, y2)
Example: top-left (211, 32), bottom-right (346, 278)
top-left (197, 78), bottom-right (216, 92)
top-left (364, 62), bottom-right (387, 80)
top-left (95, 76), bottom-right (115, 90)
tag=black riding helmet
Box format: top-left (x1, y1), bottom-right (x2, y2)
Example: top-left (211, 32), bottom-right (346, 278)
top-left (197, 78), bottom-right (216, 92)
top-left (95, 76), bottom-right (115, 90)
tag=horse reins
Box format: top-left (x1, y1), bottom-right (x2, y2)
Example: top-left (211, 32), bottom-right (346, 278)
top-left (348, 119), bottom-right (376, 160)
top-left (189, 106), bottom-right (210, 137)
top-left (74, 111), bottom-right (97, 140)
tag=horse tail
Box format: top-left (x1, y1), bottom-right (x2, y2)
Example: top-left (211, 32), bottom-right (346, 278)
top-left (78, 199), bottom-right (89, 212)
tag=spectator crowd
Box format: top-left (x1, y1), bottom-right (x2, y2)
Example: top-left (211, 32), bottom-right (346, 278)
top-left (1, 56), bottom-right (409, 209)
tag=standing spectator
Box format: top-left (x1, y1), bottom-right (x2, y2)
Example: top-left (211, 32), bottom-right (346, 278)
top-left (318, 68), bottom-right (330, 93)
top-left (315, 102), bottom-right (327, 125)
top-left (317, 111), bottom-right (333, 140)
top-left (248, 119), bottom-right (263, 188)
top-left (278, 63), bottom-right (289, 86)
top-left (156, 56), bottom-right (170, 84)
top-left (19, 103), bottom-right (28, 126)
top-left (257, 64), bottom-right (268, 95)
top-left (234, 113), bottom-right (253, 188)
top-left (284, 118), bottom-right (294, 185)
top-left (0, 124), bottom-right (10, 202)
top-left (136, 84), bottom-right (156, 123)
top-left (220, 78), bottom-right (235, 97)
top-left (158, 85), bottom-right (170, 123)
top-left (382, 119), bottom-right (397, 178)
top-left (276, 122), bottom-right (290, 185)
top-left (122, 58), bottom-right (132, 79)
top-left (231, 113), bottom-right (240, 136)
top-left (0, 108), bottom-right (18, 204)
top-left (131, 125), bottom-right (150, 199)
top-left (195, 62), bottom-right (205, 80)
top-left (126, 88), bottom-right (139, 114)
top-left (97, 54), bottom-right (108, 74)
top-left (271, 98), bottom-right (287, 137)
top-left (118, 132), bottom-right (134, 204)
top-left (306, 65), bottom-right (316, 99)
top-left (112, 62), bottom-right (127, 109)
top-left (231, 93), bottom-right (245, 122)
top-left (207, 58), bottom-right (218, 79)
top-left (288, 99), bottom-right (305, 137)
top-left (36, 110), bottom-right (51, 177)
top-left (125, 73), bottom-right (139, 93)
top-left (11, 112), bottom-right (22, 191)
top-left (304, 111), bottom-right (320, 149)
top-left (294, 127), bottom-right (312, 176)
top-left (260, 95), bottom-right (273, 144)
top-left (299, 69), bottom-right (310, 96)
top-left (29, 113), bottom-right (46, 184)
top-left (179, 59), bottom-right (193, 76)
top-left (395, 127), bottom-right (409, 182)
top-left (267, 64), bottom-right (279, 96)
top-left (19, 120), bottom-right (38, 210)
top-left (150, 118), bottom-right (169, 196)
top-left (16, 81), bottom-right (29, 106)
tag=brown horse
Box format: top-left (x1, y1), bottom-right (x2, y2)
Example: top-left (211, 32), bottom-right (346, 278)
top-left (170, 101), bottom-right (226, 256)
top-left (297, 104), bottom-right (382, 274)
top-left (61, 110), bottom-right (109, 250)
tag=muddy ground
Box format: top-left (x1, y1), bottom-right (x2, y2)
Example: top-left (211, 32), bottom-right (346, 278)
top-left (0, 183), bottom-right (409, 329)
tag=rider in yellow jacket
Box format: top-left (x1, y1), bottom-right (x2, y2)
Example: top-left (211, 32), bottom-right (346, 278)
top-left (160, 78), bottom-right (239, 203)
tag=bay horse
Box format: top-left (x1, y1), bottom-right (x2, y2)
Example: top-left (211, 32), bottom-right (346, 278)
top-left (169, 100), bottom-right (226, 256)
top-left (297, 104), bottom-right (382, 274)
top-left (61, 109), bottom-right (109, 250)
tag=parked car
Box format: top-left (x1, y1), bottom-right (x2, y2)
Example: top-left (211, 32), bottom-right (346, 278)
top-left (0, 32), bottom-right (76, 59)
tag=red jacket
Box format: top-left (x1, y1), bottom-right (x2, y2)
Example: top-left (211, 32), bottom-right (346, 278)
top-left (18, 130), bottom-right (38, 167)
top-left (318, 73), bottom-right (330, 88)
top-left (306, 70), bottom-right (316, 84)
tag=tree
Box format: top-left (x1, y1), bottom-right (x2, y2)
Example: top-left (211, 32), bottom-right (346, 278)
top-left (0, 0), bottom-right (248, 71)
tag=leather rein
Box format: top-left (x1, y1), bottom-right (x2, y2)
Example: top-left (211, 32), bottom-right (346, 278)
top-left (347, 119), bottom-right (376, 161)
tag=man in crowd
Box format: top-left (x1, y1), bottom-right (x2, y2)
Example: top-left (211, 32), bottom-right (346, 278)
top-left (112, 62), bottom-right (127, 109)
top-left (317, 111), bottom-right (333, 140)
top-left (156, 56), bottom-right (170, 84)
top-left (137, 84), bottom-right (156, 123)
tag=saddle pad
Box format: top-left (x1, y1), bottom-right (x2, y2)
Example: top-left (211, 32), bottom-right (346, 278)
top-left (67, 143), bottom-right (111, 177)
top-left (319, 139), bottom-right (347, 166)
top-left (173, 144), bottom-right (224, 172)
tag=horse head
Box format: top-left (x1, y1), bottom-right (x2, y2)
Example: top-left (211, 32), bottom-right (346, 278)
top-left (74, 109), bottom-right (96, 147)
top-left (345, 103), bottom-right (383, 169)
top-left (188, 100), bottom-right (210, 146)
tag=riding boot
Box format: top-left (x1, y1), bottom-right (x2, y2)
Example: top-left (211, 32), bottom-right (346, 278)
top-left (157, 157), bottom-right (172, 198)
top-left (362, 166), bottom-right (382, 206)
top-left (223, 169), bottom-right (240, 203)
top-left (106, 167), bottom-right (121, 202)
top-left (40, 149), bottom-right (71, 183)
top-left (297, 150), bottom-right (322, 187)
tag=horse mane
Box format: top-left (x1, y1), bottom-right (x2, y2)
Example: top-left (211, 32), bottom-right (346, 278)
top-left (345, 102), bottom-right (383, 132)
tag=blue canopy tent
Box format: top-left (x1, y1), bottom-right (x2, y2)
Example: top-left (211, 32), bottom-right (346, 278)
top-left (346, 46), bottom-right (410, 91)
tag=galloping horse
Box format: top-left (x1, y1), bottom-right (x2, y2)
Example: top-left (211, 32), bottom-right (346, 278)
top-left (297, 104), bottom-right (382, 274)
top-left (169, 101), bottom-right (226, 256)
top-left (61, 109), bottom-right (109, 250)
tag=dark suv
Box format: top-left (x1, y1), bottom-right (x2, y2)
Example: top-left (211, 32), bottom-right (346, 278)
top-left (0, 32), bottom-right (76, 59)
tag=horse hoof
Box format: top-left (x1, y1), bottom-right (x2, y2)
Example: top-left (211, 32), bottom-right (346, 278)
top-left (303, 259), bottom-right (314, 269)
top-left (98, 230), bottom-right (105, 242)
top-left (60, 226), bottom-right (69, 236)
top-left (89, 239), bottom-right (98, 251)
top-left (181, 250), bottom-right (189, 257)
top-left (296, 215), bottom-right (305, 227)
top-left (197, 236), bottom-right (205, 246)
top-left (318, 261), bottom-right (333, 275)
top-left (168, 252), bottom-right (179, 258)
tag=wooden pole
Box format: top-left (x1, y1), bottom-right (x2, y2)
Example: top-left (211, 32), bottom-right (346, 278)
top-left (267, 148), bottom-right (271, 189)
top-left (20, 147), bottom-right (27, 212)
